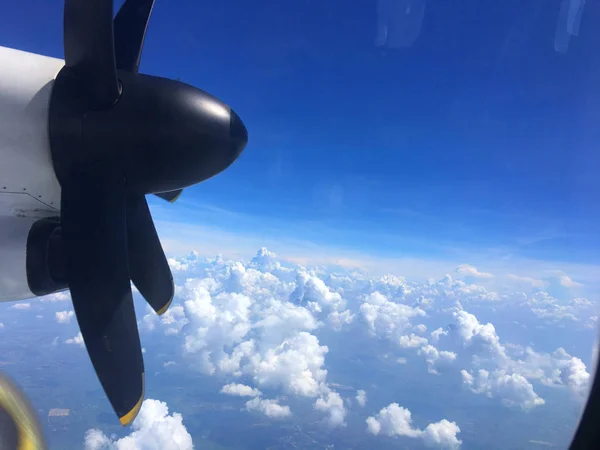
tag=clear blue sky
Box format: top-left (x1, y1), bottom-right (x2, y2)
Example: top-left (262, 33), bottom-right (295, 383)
top-left (2, 0), bottom-right (599, 266)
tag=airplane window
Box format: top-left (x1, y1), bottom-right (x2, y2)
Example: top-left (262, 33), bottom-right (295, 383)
top-left (0, 0), bottom-right (597, 449)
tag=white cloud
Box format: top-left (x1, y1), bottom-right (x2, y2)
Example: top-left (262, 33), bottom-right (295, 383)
top-left (253, 300), bottom-right (318, 348)
top-left (244, 331), bottom-right (328, 397)
top-left (251, 247), bottom-right (279, 270)
top-left (291, 270), bottom-right (346, 312)
top-left (414, 324), bottom-right (427, 334)
top-left (55, 310), bottom-right (74, 324)
top-left (456, 264), bottom-right (493, 279)
top-left (399, 333), bottom-right (429, 348)
top-left (421, 420), bottom-right (463, 449)
top-left (507, 274), bottom-right (546, 288)
top-left (547, 349), bottom-right (592, 395)
top-left (450, 307), bottom-right (591, 407)
top-left (315, 390), bottom-right (347, 427)
top-left (556, 274), bottom-right (582, 288)
top-left (526, 292), bottom-right (582, 322)
top-left (220, 383), bottom-right (261, 397)
top-left (0, 323), bottom-right (3, 328)
top-left (453, 310), bottom-right (507, 360)
top-left (572, 297), bottom-right (593, 307)
top-left (40, 291), bottom-right (71, 302)
top-left (461, 369), bottom-right (545, 410)
top-left (180, 284), bottom-right (253, 374)
top-left (328, 309), bottom-right (355, 331)
top-left (356, 389), bottom-right (367, 407)
top-left (245, 397), bottom-right (291, 419)
top-left (366, 403), bottom-right (461, 449)
top-left (10, 302), bottom-right (30, 310)
top-left (168, 257), bottom-right (189, 272)
top-left (360, 292), bottom-right (426, 340)
top-left (159, 305), bottom-right (188, 335)
top-left (64, 332), bottom-right (84, 347)
top-left (419, 274), bottom-right (499, 304)
top-left (84, 399), bottom-right (193, 450)
top-left (558, 356), bottom-right (590, 395)
top-left (419, 345), bottom-right (456, 374)
top-left (430, 327), bottom-right (448, 343)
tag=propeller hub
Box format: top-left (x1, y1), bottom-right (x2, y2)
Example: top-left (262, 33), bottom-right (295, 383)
top-left (50, 70), bottom-right (248, 195)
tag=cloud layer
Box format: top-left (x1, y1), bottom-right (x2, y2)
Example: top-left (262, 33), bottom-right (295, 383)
top-left (61, 247), bottom-right (595, 448)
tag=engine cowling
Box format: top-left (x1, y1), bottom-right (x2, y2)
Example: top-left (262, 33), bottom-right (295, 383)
top-left (26, 217), bottom-right (68, 296)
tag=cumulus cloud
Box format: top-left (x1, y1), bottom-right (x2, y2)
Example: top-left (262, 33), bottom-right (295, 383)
top-left (558, 356), bottom-right (590, 395)
top-left (10, 302), bottom-right (30, 310)
top-left (315, 390), bottom-right (347, 427)
top-left (245, 331), bottom-right (329, 397)
top-left (456, 265), bottom-right (493, 279)
top-left (449, 306), bottom-right (591, 408)
top-left (360, 292), bottom-right (426, 340)
top-left (421, 420), bottom-right (464, 449)
top-left (461, 369), bottom-right (544, 410)
top-left (64, 332), bottom-right (84, 347)
top-left (55, 310), bottom-right (74, 324)
top-left (180, 284), bottom-right (253, 374)
top-left (356, 389), bottom-right (367, 407)
top-left (141, 252), bottom-right (343, 425)
top-left (419, 345), bottom-right (457, 374)
top-left (399, 333), bottom-right (428, 348)
top-left (220, 383), bottom-right (261, 397)
top-left (292, 271), bottom-right (344, 307)
top-left (430, 327), bottom-right (448, 343)
top-left (366, 403), bottom-right (461, 449)
top-left (84, 399), bottom-right (192, 450)
top-left (549, 349), bottom-right (592, 395)
top-left (328, 309), bottom-right (355, 331)
top-left (453, 310), bottom-right (507, 360)
top-left (245, 397), bottom-right (291, 419)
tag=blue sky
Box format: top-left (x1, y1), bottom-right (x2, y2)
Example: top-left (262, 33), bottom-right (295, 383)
top-left (1, 0), bottom-right (599, 268)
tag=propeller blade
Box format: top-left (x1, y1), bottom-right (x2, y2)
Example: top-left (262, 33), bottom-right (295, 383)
top-left (61, 171), bottom-right (144, 426)
top-left (114, 0), bottom-right (155, 72)
top-left (154, 189), bottom-right (183, 203)
top-left (127, 195), bottom-right (174, 315)
top-left (63, 0), bottom-right (120, 107)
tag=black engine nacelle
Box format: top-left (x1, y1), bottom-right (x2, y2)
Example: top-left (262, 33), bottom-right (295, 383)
top-left (26, 217), bottom-right (68, 296)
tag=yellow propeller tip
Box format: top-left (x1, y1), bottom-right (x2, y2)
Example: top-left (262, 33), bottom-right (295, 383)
top-left (118, 373), bottom-right (145, 426)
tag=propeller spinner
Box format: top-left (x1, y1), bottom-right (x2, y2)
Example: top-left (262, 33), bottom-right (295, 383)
top-left (46, 0), bottom-right (248, 425)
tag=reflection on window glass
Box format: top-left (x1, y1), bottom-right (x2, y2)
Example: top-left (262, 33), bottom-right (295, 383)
top-left (555, 0), bottom-right (587, 53)
top-left (376, 0), bottom-right (427, 48)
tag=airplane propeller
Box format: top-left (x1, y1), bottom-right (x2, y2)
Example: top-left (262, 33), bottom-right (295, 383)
top-left (48, 0), bottom-right (248, 425)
